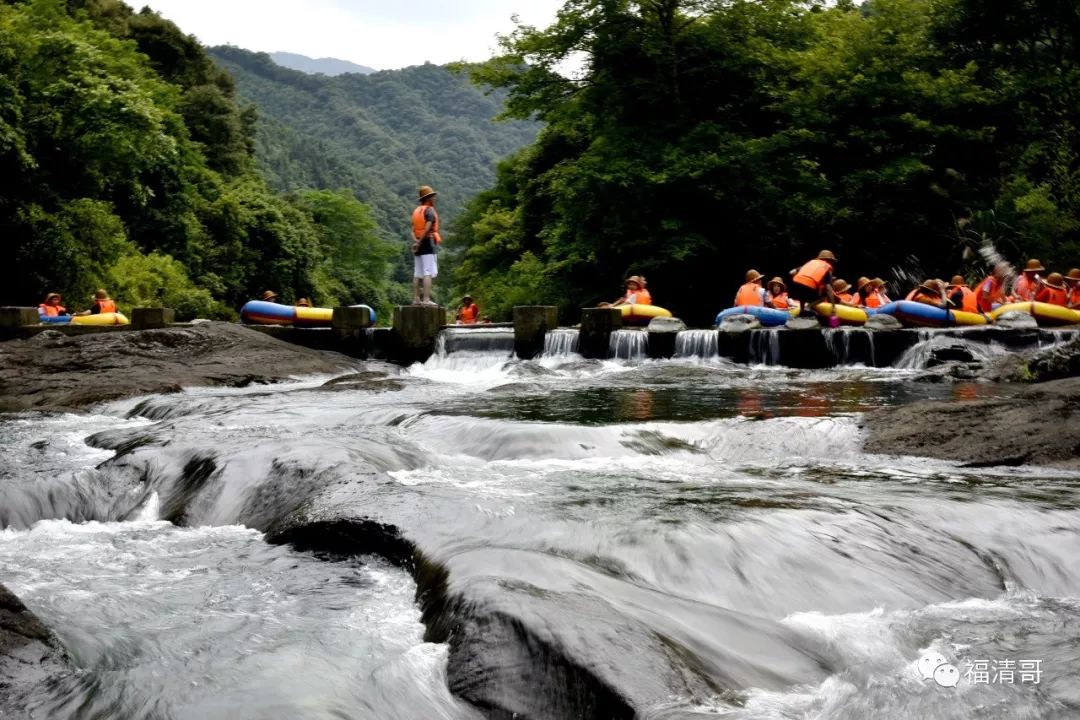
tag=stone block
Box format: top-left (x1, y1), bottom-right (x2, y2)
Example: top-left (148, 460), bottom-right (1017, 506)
top-left (0, 307), bottom-right (40, 328)
top-left (579, 308), bottom-right (622, 359)
top-left (513, 306), bottom-right (558, 360)
top-left (132, 307), bottom-right (174, 330)
top-left (332, 306), bottom-right (374, 330)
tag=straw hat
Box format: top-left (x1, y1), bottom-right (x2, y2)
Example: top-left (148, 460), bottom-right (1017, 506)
top-left (417, 185), bottom-right (437, 201)
top-left (462, 295), bottom-right (474, 303)
top-left (1022, 258), bottom-right (1045, 273)
top-left (918, 279), bottom-right (943, 294)
top-left (295, 297), bottom-right (312, 307)
top-left (43, 292), bottom-right (61, 303)
top-left (745, 269), bottom-right (763, 283)
top-left (1065, 268), bottom-right (1080, 284)
top-left (949, 275), bottom-right (967, 287)
top-left (831, 278), bottom-right (851, 293)
top-left (855, 276), bottom-right (873, 293)
top-left (871, 277), bottom-right (887, 288)
top-left (817, 250), bottom-right (837, 262)
top-left (261, 290), bottom-right (279, 301)
top-left (1043, 272), bottom-right (1066, 290)
top-left (625, 275), bottom-right (643, 288)
top-left (768, 276), bottom-right (786, 292)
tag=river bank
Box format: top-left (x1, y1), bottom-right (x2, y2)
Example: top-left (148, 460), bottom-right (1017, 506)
top-left (0, 322), bottom-right (358, 413)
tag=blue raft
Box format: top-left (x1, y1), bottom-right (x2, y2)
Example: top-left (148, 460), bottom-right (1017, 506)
top-left (715, 305), bottom-right (794, 328)
top-left (870, 301), bottom-right (987, 328)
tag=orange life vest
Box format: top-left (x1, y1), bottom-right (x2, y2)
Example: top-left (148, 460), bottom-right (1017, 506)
top-left (735, 282), bottom-right (764, 307)
top-left (769, 292), bottom-right (789, 310)
top-left (38, 304), bottom-right (65, 317)
top-left (1013, 274), bottom-right (1038, 301)
top-left (96, 298), bottom-right (117, 313)
top-left (411, 204), bottom-right (442, 244)
top-left (975, 275), bottom-right (1005, 312)
top-left (457, 303), bottom-right (479, 323)
top-left (948, 285), bottom-right (978, 313)
top-left (792, 259), bottom-right (831, 293)
top-left (1036, 285), bottom-right (1068, 307)
top-left (863, 292), bottom-right (885, 309)
top-left (630, 288), bottom-right (652, 306)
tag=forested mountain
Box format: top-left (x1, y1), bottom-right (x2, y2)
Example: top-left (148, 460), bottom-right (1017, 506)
top-left (2, 0), bottom-right (398, 317)
top-left (453, 0), bottom-right (1080, 323)
top-left (208, 46), bottom-right (540, 245)
top-left (269, 52), bottom-right (375, 76)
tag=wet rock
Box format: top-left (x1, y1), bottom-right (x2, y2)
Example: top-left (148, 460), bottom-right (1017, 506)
top-left (1023, 334), bottom-right (1080, 383)
top-left (0, 583), bottom-right (72, 713)
top-left (993, 311), bottom-right (1039, 329)
top-left (720, 315), bottom-right (761, 332)
top-left (0, 322), bottom-right (359, 413)
top-left (784, 316), bottom-right (819, 331)
top-left (865, 314), bottom-right (902, 330)
top-left (647, 317), bottom-right (687, 333)
top-left (924, 343), bottom-right (978, 368)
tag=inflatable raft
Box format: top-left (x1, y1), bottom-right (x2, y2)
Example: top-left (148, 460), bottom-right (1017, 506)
top-left (813, 303), bottom-right (868, 326)
top-left (872, 300), bottom-right (987, 328)
top-left (989, 302), bottom-right (1080, 327)
top-left (39, 312), bottom-right (129, 326)
top-left (715, 305), bottom-right (795, 327)
top-left (621, 304), bottom-right (672, 326)
top-left (240, 301), bottom-right (375, 327)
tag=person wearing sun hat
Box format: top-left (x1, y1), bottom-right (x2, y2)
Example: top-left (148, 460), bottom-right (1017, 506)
top-left (1035, 272), bottom-right (1069, 306)
top-left (766, 277), bottom-right (794, 310)
top-left (410, 185), bottom-right (441, 305)
top-left (260, 290), bottom-right (280, 303)
top-left (37, 292), bottom-right (68, 318)
top-left (790, 250), bottom-right (839, 319)
top-left (456, 295), bottom-right (480, 324)
top-left (734, 269), bottom-right (766, 307)
top-left (946, 275), bottom-right (978, 313)
top-left (906, 278), bottom-right (952, 308)
top-left (1065, 268), bottom-right (1080, 308)
top-left (830, 278), bottom-right (857, 305)
top-left (1012, 258), bottom-right (1045, 301)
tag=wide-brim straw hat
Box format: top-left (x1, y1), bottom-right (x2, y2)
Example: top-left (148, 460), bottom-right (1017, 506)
top-left (625, 275), bottom-right (643, 288)
top-left (44, 292), bottom-right (61, 303)
top-left (831, 278), bottom-right (851, 293)
top-left (1065, 268), bottom-right (1080, 283)
top-left (871, 277), bottom-right (887, 288)
top-left (817, 250), bottom-right (837, 262)
top-left (261, 290), bottom-right (279, 301)
top-left (417, 185), bottom-right (437, 201)
top-left (918, 279), bottom-right (942, 293)
top-left (745, 269), bottom-right (764, 283)
top-left (768, 277), bottom-right (786, 291)
top-left (462, 295), bottom-right (474, 302)
top-left (855, 276), bottom-right (873, 293)
top-left (949, 275), bottom-right (966, 287)
top-left (1023, 259), bottom-right (1045, 273)
top-left (1043, 273), bottom-right (1066, 290)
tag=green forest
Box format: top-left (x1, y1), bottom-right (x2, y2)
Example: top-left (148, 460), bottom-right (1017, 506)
top-left (3, 0), bottom-right (1078, 325)
top-left (452, 0), bottom-right (1079, 323)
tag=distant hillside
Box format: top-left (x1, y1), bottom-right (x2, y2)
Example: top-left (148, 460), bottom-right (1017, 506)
top-left (209, 46), bottom-right (540, 244)
top-left (269, 51), bottom-right (375, 76)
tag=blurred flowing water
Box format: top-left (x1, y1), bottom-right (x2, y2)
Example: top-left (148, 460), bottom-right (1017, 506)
top-left (2, 347), bottom-right (1079, 719)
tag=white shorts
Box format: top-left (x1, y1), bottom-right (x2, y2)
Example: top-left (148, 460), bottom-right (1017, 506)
top-left (413, 254), bottom-right (438, 279)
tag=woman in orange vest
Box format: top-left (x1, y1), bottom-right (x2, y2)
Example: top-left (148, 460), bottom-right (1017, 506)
top-left (946, 276), bottom-right (978, 313)
top-left (766, 277), bottom-right (793, 310)
top-left (37, 292), bottom-right (68, 317)
top-left (77, 289), bottom-right (116, 316)
top-left (601, 276), bottom-right (651, 307)
top-left (854, 277), bottom-right (875, 308)
top-left (906, 279), bottom-right (952, 308)
top-left (734, 270), bottom-right (766, 307)
top-left (1035, 273), bottom-right (1068, 306)
top-left (457, 295), bottom-right (480, 324)
top-left (790, 250), bottom-right (839, 318)
top-left (1066, 269), bottom-right (1080, 308)
top-left (975, 263), bottom-right (1009, 312)
top-left (831, 278), bottom-right (857, 305)
top-left (1012, 259), bottom-right (1044, 301)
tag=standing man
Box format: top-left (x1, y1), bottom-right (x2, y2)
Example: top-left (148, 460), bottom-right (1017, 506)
top-left (411, 185), bottom-right (441, 305)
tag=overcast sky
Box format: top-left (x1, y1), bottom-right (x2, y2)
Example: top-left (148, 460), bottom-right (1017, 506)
top-left (141, 0), bottom-right (565, 70)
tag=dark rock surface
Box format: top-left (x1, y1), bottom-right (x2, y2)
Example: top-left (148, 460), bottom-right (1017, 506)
top-left (0, 583), bottom-right (71, 714)
top-left (0, 322), bottom-right (357, 413)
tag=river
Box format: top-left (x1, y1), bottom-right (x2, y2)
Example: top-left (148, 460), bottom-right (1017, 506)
top-left (2, 336), bottom-right (1078, 719)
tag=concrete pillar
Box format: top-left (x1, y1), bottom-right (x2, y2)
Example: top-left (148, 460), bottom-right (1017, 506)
top-left (579, 308), bottom-right (622, 359)
top-left (0, 307), bottom-right (40, 328)
top-left (646, 316), bottom-right (686, 359)
top-left (513, 306), bottom-right (558, 360)
top-left (132, 307), bottom-right (174, 330)
top-left (332, 306), bottom-right (374, 329)
top-left (390, 305), bottom-right (444, 364)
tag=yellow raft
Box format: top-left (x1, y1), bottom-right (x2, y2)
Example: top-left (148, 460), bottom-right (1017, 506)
top-left (813, 303), bottom-right (868, 326)
top-left (294, 306), bottom-right (334, 327)
top-left (990, 302), bottom-right (1080, 327)
top-left (70, 312), bottom-right (129, 326)
top-left (620, 304), bottom-right (672, 326)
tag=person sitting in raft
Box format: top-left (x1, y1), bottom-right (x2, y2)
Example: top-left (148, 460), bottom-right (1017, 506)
top-left (601, 276), bottom-right (651, 307)
top-left (790, 250), bottom-right (838, 316)
top-left (854, 277), bottom-right (877, 308)
top-left (734, 270), bottom-right (767, 307)
top-left (1066, 269), bottom-right (1080, 309)
top-left (295, 297), bottom-right (312, 307)
top-left (907, 279), bottom-right (953, 308)
top-left (261, 290), bottom-right (280, 303)
top-left (831, 278), bottom-right (857, 305)
top-left (457, 295), bottom-right (480, 324)
top-left (38, 292), bottom-right (68, 317)
top-left (872, 278), bottom-right (892, 305)
top-left (975, 262), bottom-right (1010, 312)
top-left (1035, 273), bottom-right (1069, 306)
top-left (947, 275), bottom-right (978, 313)
top-left (1013, 259), bottom-right (1045, 301)
top-left (76, 289), bottom-right (116, 316)
top-left (766, 277), bottom-right (795, 310)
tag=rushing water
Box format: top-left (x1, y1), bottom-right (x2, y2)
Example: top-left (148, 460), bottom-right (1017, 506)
top-left (2, 345), bottom-right (1079, 719)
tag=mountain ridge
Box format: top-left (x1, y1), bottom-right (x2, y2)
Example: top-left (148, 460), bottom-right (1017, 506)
top-left (269, 51), bottom-right (376, 76)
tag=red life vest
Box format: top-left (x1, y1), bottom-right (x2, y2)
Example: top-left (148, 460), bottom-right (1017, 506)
top-left (863, 292), bottom-right (885, 309)
top-left (948, 285), bottom-right (978, 313)
top-left (411, 204), bottom-right (442, 244)
top-left (1013, 274), bottom-right (1038, 301)
top-left (630, 288), bottom-right (653, 306)
top-left (96, 298), bottom-right (117, 313)
top-left (792, 259), bottom-right (831, 293)
top-left (38, 304), bottom-right (65, 317)
top-left (975, 275), bottom-right (1006, 312)
top-left (769, 292), bottom-right (789, 310)
top-left (1036, 285), bottom-right (1068, 307)
top-left (735, 282), bottom-right (764, 307)
top-left (457, 303), bottom-right (479, 323)
top-left (836, 291), bottom-right (856, 306)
